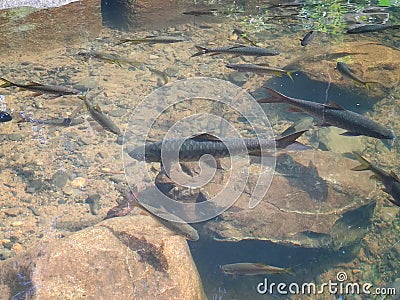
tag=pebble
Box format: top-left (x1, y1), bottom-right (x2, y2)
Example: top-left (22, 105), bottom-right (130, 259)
top-left (149, 54), bottom-right (160, 60)
top-left (11, 221), bottom-right (24, 227)
top-left (108, 108), bottom-right (126, 117)
top-left (71, 177), bottom-right (87, 189)
top-left (0, 248), bottom-right (12, 260)
top-left (63, 186), bottom-right (74, 195)
top-left (25, 179), bottom-right (43, 193)
top-left (11, 243), bottom-right (23, 252)
top-left (8, 133), bottom-right (23, 141)
top-left (33, 100), bottom-right (44, 109)
top-left (50, 170), bottom-right (69, 189)
top-left (86, 194), bottom-right (101, 215)
top-left (27, 206), bottom-right (40, 216)
top-left (3, 208), bottom-right (20, 217)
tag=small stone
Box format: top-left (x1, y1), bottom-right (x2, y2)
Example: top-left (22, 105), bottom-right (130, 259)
top-left (27, 206), bottom-right (40, 216)
top-left (11, 221), bottom-right (24, 227)
top-left (3, 208), bottom-right (20, 217)
top-left (0, 239), bottom-right (11, 245)
top-left (108, 109), bottom-right (125, 117)
top-left (63, 186), bottom-right (74, 195)
top-left (71, 177), bottom-right (86, 189)
top-left (33, 100), bottom-right (44, 109)
top-left (149, 54), bottom-right (160, 60)
top-left (227, 71), bottom-right (248, 85)
top-left (50, 170), bottom-right (69, 189)
top-left (86, 194), bottom-right (101, 215)
top-left (352, 269), bottom-right (362, 274)
top-left (8, 133), bottom-right (23, 141)
top-left (11, 243), bottom-right (23, 252)
top-left (0, 248), bottom-right (12, 260)
top-left (25, 179), bottom-right (43, 193)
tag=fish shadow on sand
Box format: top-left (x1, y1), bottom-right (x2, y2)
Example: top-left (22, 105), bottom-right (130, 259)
top-left (274, 153), bottom-right (329, 202)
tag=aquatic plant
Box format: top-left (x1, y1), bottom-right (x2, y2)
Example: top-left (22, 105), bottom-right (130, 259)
top-left (299, 0), bottom-right (348, 35)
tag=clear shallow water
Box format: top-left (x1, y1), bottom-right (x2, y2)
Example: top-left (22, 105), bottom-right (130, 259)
top-left (1, 0), bottom-right (400, 299)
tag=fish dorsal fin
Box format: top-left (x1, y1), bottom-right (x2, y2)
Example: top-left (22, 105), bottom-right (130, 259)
top-left (325, 101), bottom-right (345, 110)
top-left (27, 81), bottom-right (44, 86)
top-left (390, 171), bottom-right (400, 182)
top-left (229, 44), bottom-right (247, 49)
top-left (190, 133), bottom-right (221, 141)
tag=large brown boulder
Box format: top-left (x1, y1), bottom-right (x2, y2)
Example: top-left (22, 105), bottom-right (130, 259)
top-left (0, 0), bottom-right (101, 55)
top-left (0, 215), bottom-right (206, 300)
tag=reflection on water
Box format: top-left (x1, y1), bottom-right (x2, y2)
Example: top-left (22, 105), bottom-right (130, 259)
top-left (0, 0), bottom-right (400, 299)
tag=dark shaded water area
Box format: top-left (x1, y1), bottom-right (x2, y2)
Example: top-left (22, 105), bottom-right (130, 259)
top-left (1, 0), bottom-right (400, 299)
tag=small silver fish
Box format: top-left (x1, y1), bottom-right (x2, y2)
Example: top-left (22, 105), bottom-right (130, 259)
top-left (80, 93), bottom-right (121, 135)
top-left (0, 77), bottom-right (82, 96)
top-left (221, 263), bottom-right (292, 276)
top-left (335, 62), bottom-right (378, 90)
top-left (191, 45), bottom-right (280, 57)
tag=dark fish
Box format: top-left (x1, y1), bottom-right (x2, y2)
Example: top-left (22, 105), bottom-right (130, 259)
top-left (221, 263), bottom-right (292, 276)
top-left (336, 62), bottom-right (378, 90)
top-left (115, 36), bottom-right (186, 46)
top-left (80, 94), bottom-right (121, 135)
top-left (346, 24), bottom-right (400, 34)
top-left (129, 130), bottom-right (307, 163)
top-left (257, 87), bottom-right (395, 140)
top-left (351, 152), bottom-right (400, 206)
top-left (300, 30), bottom-right (316, 46)
top-left (77, 51), bottom-right (140, 68)
top-left (0, 77), bottom-right (81, 96)
top-left (191, 45), bottom-right (280, 58)
top-left (226, 63), bottom-right (297, 81)
top-left (0, 111), bottom-right (12, 123)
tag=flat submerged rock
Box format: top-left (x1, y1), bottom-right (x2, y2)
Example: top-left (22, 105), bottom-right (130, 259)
top-left (204, 150), bottom-right (377, 249)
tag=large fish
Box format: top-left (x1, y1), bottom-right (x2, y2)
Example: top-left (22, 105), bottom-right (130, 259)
top-left (128, 130), bottom-right (307, 163)
top-left (346, 24), bottom-right (400, 34)
top-left (0, 77), bottom-right (82, 96)
top-left (336, 62), bottom-right (377, 90)
top-left (221, 263), bottom-right (292, 276)
top-left (351, 152), bottom-right (400, 207)
top-left (191, 45), bottom-right (280, 57)
top-left (257, 87), bottom-right (395, 140)
top-left (226, 63), bottom-right (297, 81)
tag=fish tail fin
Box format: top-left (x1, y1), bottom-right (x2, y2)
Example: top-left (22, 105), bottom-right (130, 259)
top-left (258, 87), bottom-right (288, 103)
top-left (275, 130), bottom-right (308, 149)
top-left (351, 152), bottom-right (371, 171)
top-left (285, 267), bottom-right (294, 275)
top-left (191, 45), bottom-right (209, 57)
top-left (0, 77), bottom-right (15, 88)
top-left (286, 70), bottom-right (297, 82)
